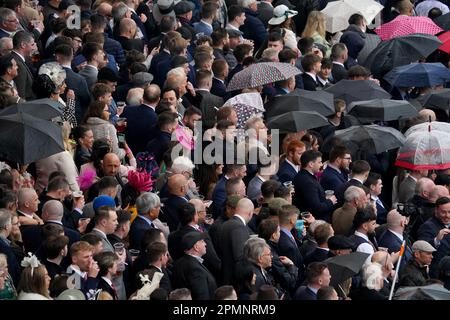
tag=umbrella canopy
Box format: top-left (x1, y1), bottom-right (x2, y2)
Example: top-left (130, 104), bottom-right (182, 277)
top-left (437, 31), bottom-right (450, 54)
top-left (347, 99), bottom-right (418, 123)
top-left (375, 15), bottom-right (443, 40)
top-left (226, 62), bottom-right (301, 92)
top-left (323, 124), bottom-right (406, 154)
top-left (395, 129), bottom-right (450, 170)
top-left (0, 98), bottom-right (64, 120)
top-left (405, 121), bottom-right (450, 137)
top-left (417, 88), bottom-right (450, 110)
top-left (364, 34), bottom-right (442, 78)
top-left (357, 33), bottom-right (382, 65)
top-left (321, 0), bottom-right (383, 33)
top-left (384, 63), bottom-right (450, 88)
top-left (394, 284), bottom-right (450, 300)
top-left (325, 252), bottom-right (370, 288)
top-left (264, 89), bottom-right (335, 118)
top-left (267, 111), bottom-right (329, 133)
top-left (223, 92), bottom-right (264, 129)
top-left (325, 79), bottom-right (391, 105)
top-left (0, 112), bottom-right (64, 165)
top-left (434, 12), bottom-right (450, 31)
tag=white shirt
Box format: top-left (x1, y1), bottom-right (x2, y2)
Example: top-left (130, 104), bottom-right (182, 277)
top-left (389, 229), bottom-right (404, 242)
top-left (234, 214), bottom-right (247, 226)
top-left (101, 276), bottom-right (113, 287)
top-left (305, 72), bottom-right (317, 83)
top-left (354, 231), bottom-right (375, 256)
top-left (67, 264), bottom-right (87, 280)
top-left (17, 210), bottom-right (34, 219)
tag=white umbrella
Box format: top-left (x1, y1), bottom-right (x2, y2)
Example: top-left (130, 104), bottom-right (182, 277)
top-left (404, 121), bottom-right (450, 137)
top-left (322, 0), bottom-right (384, 33)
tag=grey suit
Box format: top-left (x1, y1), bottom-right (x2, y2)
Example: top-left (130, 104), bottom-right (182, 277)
top-left (12, 51), bottom-right (35, 100)
top-left (398, 175), bottom-right (417, 204)
top-left (218, 215), bottom-right (250, 284)
top-left (78, 65), bottom-right (98, 91)
top-left (257, 1), bottom-right (274, 27)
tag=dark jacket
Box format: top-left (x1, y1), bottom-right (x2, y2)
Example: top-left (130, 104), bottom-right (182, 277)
top-left (103, 34), bottom-right (126, 66)
top-left (335, 178), bottom-right (364, 208)
top-left (277, 160), bottom-right (298, 184)
top-left (320, 165), bottom-right (348, 194)
top-left (240, 8), bottom-right (268, 50)
top-left (62, 66), bottom-right (91, 124)
top-left (122, 104), bottom-right (157, 155)
top-left (117, 36), bottom-right (145, 52)
top-left (211, 176), bottom-right (228, 218)
top-left (129, 215), bottom-right (155, 251)
top-left (172, 254), bottom-right (217, 300)
top-left (398, 260), bottom-right (430, 287)
top-left (268, 240), bottom-right (299, 294)
top-left (97, 277), bottom-right (118, 300)
top-left (293, 169), bottom-right (335, 221)
top-left (196, 90), bottom-right (224, 129)
top-left (161, 195), bottom-right (189, 232)
top-left (349, 286), bottom-right (387, 300)
top-left (146, 130), bottom-right (172, 165)
top-left (417, 216), bottom-right (447, 246)
top-left (12, 51), bottom-right (35, 100)
top-left (257, 1), bottom-right (274, 27)
top-left (211, 77), bottom-right (231, 101)
top-left (304, 247), bottom-right (333, 266)
top-left (0, 237), bottom-right (20, 286)
top-left (331, 63), bottom-right (348, 83)
top-left (301, 73), bottom-right (318, 91)
top-left (293, 285), bottom-right (316, 300)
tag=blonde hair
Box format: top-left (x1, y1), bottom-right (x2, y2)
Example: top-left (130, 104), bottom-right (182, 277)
top-left (18, 264), bottom-right (50, 298)
top-left (302, 11), bottom-right (326, 39)
top-left (0, 253), bottom-right (7, 269)
top-left (61, 121), bottom-right (73, 152)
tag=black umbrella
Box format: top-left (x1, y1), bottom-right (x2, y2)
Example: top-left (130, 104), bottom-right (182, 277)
top-left (347, 99), bottom-right (419, 123)
top-left (322, 124), bottom-right (406, 154)
top-left (0, 98), bottom-right (64, 120)
top-left (267, 111), bottom-right (329, 133)
top-left (326, 252), bottom-right (370, 288)
top-left (0, 112), bottom-right (65, 164)
top-left (363, 34), bottom-right (442, 78)
top-left (417, 88), bottom-right (450, 110)
top-left (325, 80), bottom-right (391, 105)
top-left (394, 284), bottom-right (450, 300)
top-left (264, 89), bottom-right (335, 118)
top-left (357, 33), bottom-right (382, 65)
top-left (434, 12), bottom-right (450, 31)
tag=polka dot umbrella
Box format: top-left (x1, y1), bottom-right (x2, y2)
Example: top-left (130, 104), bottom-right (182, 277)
top-left (226, 62), bottom-right (301, 92)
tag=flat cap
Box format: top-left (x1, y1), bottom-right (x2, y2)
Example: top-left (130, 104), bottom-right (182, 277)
top-left (412, 240), bottom-right (436, 253)
top-left (182, 231), bottom-right (207, 250)
top-left (174, 0), bottom-right (195, 15)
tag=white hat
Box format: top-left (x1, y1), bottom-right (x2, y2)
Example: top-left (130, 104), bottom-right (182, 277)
top-left (268, 5), bottom-right (298, 25)
top-left (38, 62), bottom-right (66, 88)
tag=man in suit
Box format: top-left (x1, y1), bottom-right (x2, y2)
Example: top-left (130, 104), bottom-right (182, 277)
top-left (365, 172), bottom-right (388, 225)
top-left (168, 202), bottom-right (221, 278)
top-left (129, 192), bottom-right (161, 251)
top-left (67, 241), bottom-right (100, 299)
top-left (0, 209), bottom-right (20, 286)
top-left (90, 206), bottom-right (118, 253)
top-left (161, 174), bottom-right (190, 232)
top-left (193, 1), bottom-right (217, 36)
top-left (172, 232), bottom-right (217, 299)
top-left (94, 251), bottom-right (120, 299)
top-left (195, 69), bottom-right (224, 128)
top-left (277, 140), bottom-right (305, 184)
top-left (332, 186), bottom-right (367, 237)
top-left (294, 262), bottom-right (331, 300)
top-left (350, 208), bottom-right (378, 255)
top-left (122, 84), bottom-right (159, 154)
top-left (0, 8), bottom-right (19, 39)
top-left (55, 44), bottom-right (91, 124)
top-left (240, 0), bottom-right (268, 50)
top-left (257, 0), bottom-right (274, 27)
top-left (211, 58), bottom-right (231, 101)
top-left (330, 43), bottom-right (348, 83)
top-left (398, 170), bottom-right (429, 204)
top-left (219, 198), bottom-right (254, 284)
top-left (293, 150), bottom-right (337, 222)
top-left (117, 18), bottom-right (144, 52)
top-left (12, 30), bottom-right (36, 100)
top-left (378, 209), bottom-right (412, 263)
top-left (304, 223), bottom-right (334, 266)
top-left (146, 241), bottom-right (172, 293)
top-left (418, 196), bottom-right (450, 247)
top-left (78, 42), bottom-right (107, 91)
top-left (211, 164), bottom-right (247, 218)
top-left (335, 160), bottom-right (371, 207)
top-left (301, 53), bottom-right (322, 91)
top-left (208, 194), bottom-right (241, 250)
top-left (146, 111), bottom-right (178, 164)
top-left (320, 145), bottom-right (351, 194)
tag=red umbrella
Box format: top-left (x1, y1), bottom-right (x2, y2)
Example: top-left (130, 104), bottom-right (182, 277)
top-left (438, 31), bottom-right (450, 54)
top-left (375, 15), bottom-right (443, 40)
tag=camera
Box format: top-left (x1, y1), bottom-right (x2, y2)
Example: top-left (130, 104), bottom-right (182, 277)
top-left (397, 203), bottom-right (420, 217)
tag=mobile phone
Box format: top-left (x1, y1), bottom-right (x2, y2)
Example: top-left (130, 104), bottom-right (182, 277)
top-left (295, 219), bottom-right (304, 238)
top-left (118, 133), bottom-right (125, 143)
top-left (300, 212), bottom-right (311, 219)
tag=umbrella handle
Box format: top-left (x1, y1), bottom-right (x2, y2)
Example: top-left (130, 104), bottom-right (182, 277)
top-left (338, 284), bottom-right (347, 299)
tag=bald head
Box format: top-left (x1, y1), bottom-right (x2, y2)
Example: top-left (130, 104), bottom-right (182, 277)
top-left (143, 84), bottom-right (161, 105)
top-left (415, 177), bottom-right (435, 199)
top-left (235, 198), bottom-right (254, 223)
top-left (386, 209), bottom-right (405, 228)
top-left (168, 173), bottom-right (189, 196)
top-left (42, 200), bottom-right (64, 221)
top-left (97, 2), bottom-right (112, 16)
top-left (126, 87), bottom-right (144, 105)
top-left (119, 18), bottom-right (136, 37)
top-left (189, 199), bottom-right (205, 212)
top-left (429, 185), bottom-right (450, 203)
top-left (418, 109), bottom-right (436, 123)
top-left (102, 153), bottom-right (121, 176)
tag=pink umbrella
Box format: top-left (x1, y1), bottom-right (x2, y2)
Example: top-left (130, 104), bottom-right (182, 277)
top-left (375, 15), bottom-right (443, 40)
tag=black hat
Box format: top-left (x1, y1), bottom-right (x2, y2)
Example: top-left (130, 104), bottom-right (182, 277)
top-left (174, 0), bottom-right (195, 15)
top-left (97, 67), bottom-right (120, 83)
top-left (182, 232), bottom-right (207, 250)
top-left (328, 235), bottom-right (354, 250)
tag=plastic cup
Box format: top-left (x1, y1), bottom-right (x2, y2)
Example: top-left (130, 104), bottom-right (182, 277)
top-left (325, 190), bottom-right (334, 198)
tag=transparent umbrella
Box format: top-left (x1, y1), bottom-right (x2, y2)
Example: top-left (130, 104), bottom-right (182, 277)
top-left (404, 121), bottom-right (450, 137)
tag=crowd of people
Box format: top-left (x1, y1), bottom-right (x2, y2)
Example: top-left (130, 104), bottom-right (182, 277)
top-left (0, 0), bottom-right (450, 300)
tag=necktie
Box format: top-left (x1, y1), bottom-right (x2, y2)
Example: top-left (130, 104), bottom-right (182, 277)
top-left (376, 198), bottom-right (385, 209)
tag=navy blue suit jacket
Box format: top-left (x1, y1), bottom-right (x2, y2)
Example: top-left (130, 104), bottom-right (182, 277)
top-left (0, 29), bottom-right (11, 39)
top-left (146, 130), bottom-right (172, 165)
top-left (161, 195), bottom-right (188, 232)
top-left (378, 229), bottom-right (412, 263)
top-left (131, 12), bottom-right (148, 40)
top-left (240, 8), bottom-right (268, 50)
top-left (375, 200), bottom-right (388, 225)
top-left (149, 50), bottom-right (171, 76)
top-left (211, 77), bottom-right (231, 101)
top-left (0, 238), bottom-right (20, 285)
top-left (211, 176), bottom-right (227, 218)
top-left (278, 231), bottom-right (304, 273)
top-left (294, 286), bottom-right (316, 300)
top-left (320, 166), bottom-right (347, 194)
top-left (417, 216), bottom-right (447, 246)
top-left (293, 169), bottom-right (334, 221)
top-left (63, 67), bottom-right (91, 124)
top-left (277, 160), bottom-right (297, 184)
top-left (129, 215), bottom-right (155, 251)
top-left (122, 104), bottom-right (157, 154)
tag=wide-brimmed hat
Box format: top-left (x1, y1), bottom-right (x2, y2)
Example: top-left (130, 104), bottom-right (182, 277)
top-left (268, 5), bottom-right (298, 25)
top-left (38, 62), bottom-right (66, 88)
top-left (153, 0), bottom-right (176, 24)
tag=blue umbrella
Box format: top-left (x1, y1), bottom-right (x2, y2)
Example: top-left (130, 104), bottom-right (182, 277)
top-left (384, 63), bottom-right (450, 88)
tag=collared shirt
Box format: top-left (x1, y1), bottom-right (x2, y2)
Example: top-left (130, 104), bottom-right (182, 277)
top-left (285, 159), bottom-right (299, 173)
top-left (67, 264), bottom-right (87, 279)
top-left (280, 227), bottom-right (296, 244)
top-left (234, 214), bottom-right (247, 226)
top-left (142, 103), bottom-right (156, 111)
top-left (85, 64), bottom-right (98, 72)
top-left (317, 76), bottom-right (329, 87)
top-left (332, 61), bottom-right (345, 67)
top-left (305, 72), bottom-right (318, 83)
top-left (389, 229), bottom-right (404, 242)
top-left (12, 50), bottom-right (25, 62)
top-left (371, 195), bottom-right (385, 208)
top-left (354, 231), bottom-right (375, 255)
top-left (307, 286), bottom-right (319, 294)
top-left (0, 28), bottom-right (13, 36)
top-left (327, 163), bottom-right (341, 174)
top-left (46, 220), bottom-right (63, 225)
top-left (213, 77), bottom-right (224, 84)
top-left (61, 64), bottom-right (72, 70)
top-left (188, 254), bottom-right (204, 264)
top-left (137, 215), bottom-right (155, 228)
top-left (200, 20), bottom-right (213, 30)
top-left (196, 88), bottom-right (210, 93)
top-left (0, 236), bottom-right (11, 246)
top-left (17, 210), bottom-right (34, 219)
top-left (93, 228), bottom-right (107, 239)
top-left (101, 276), bottom-right (113, 287)
top-left (351, 177), bottom-right (365, 184)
